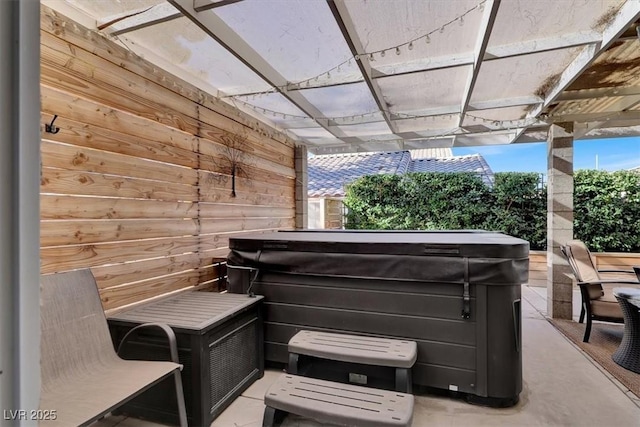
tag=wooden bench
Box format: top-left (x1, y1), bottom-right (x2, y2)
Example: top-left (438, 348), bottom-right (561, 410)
top-left (263, 374), bottom-right (414, 427)
top-left (288, 330), bottom-right (417, 392)
top-left (40, 269), bottom-right (188, 427)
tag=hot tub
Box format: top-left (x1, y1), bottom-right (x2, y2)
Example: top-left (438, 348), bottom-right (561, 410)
top-left (227, 230), bottom-right (529, 406)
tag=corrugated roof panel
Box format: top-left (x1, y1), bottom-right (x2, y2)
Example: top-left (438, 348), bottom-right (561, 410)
top-left (566, 38), bottom-right (640, 91)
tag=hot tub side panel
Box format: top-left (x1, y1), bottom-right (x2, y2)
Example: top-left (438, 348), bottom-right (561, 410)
top-left (246, 271), bottom-right (480, 394)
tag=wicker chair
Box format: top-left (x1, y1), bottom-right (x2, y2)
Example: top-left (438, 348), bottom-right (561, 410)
top-left (560, 240), bottom-right (640, 342)
top-left (40, 269), bottom-right (188, 426)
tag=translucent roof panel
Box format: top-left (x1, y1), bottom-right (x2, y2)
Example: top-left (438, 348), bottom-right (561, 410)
top-left (335, 121), bottom-right (392, 138)
top-left (395, 115), bottom-right (459, 134)
top-left (211, 0), bottom-right (359, 84)
top-left (125, 17), bottom-right (271, 95)
top-left (376, 65), bottom-right (470, 112)
top-left (464, 105), bottom-right (530, 124)
top-left (234, 92), bottom-right (309, 117)
top-left (471, 47), bottom-right (583, 103)
top-left (487, 0), bottom-right (626, 47)
top-left (65, 0), bottom-right (164, 21)
top-left (289, 127), bottom-right (336, 139)
top-left (343, 0), bottom-right (482, 64)
top-left (300, 83), bottom-right (380, 118)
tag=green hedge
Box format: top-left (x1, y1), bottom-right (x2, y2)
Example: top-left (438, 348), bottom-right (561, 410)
top-left (344, 170), bottom-right (640, 252)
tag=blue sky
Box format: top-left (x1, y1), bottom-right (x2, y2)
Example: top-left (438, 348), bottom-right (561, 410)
top-left (453, 136), bottom-right (640, 173)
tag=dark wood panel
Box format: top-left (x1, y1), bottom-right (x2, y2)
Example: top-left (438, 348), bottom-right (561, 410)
top-left (263, 302), bottom-right (476, 345)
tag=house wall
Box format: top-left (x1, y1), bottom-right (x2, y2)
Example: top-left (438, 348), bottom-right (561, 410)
top-left (308, 198), bottom-right (344, 229)
top-left (39, 6), bottom-right (296, 311)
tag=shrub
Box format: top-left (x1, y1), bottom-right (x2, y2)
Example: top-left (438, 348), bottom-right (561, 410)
top-left (343, 170), bottom-right (640, 252)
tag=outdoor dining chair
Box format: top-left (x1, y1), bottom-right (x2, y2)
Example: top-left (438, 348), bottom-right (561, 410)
top-left (561, 240), bottom-right (640, 342)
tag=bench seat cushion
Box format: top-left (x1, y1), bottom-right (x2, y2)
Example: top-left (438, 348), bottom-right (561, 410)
top-left (289, 330), bottom-right (417, 368)
top-left (266, 374), bottom-right (413, 427)
top-left (40, 359), bottom-right (179, 427)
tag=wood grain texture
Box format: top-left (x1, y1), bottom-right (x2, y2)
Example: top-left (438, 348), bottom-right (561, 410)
top-left (100, 269), bottom-right (207, 310)
top-left (39, 6), bottom-right (296, 310)
top-left (41, 219), bottom-right (198, 247)
top-left (41, 139), bottom-right (198, 185)
top-left (41, 168), bottom-right (197, 201)
top-left (41, 194), bottom-right (198, 220)
top-left (91, 253), bottom-right (208, 289)
top-left (41, 235), bottom-right (200, 274)
top-left (40, 113), bottom-right (199, 168)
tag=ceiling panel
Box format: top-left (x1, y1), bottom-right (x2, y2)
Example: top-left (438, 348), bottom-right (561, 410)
top-left (487, 0), bottom-right (626, 47)
top-left (343, 0), bottom-right (481, 64)
top-left (471, 47), bottom-right (583, 103)
top-left (377, 65), bottom-right (470, 112)
top-left (299, 82), bottom-right (380, 118)
top-left (65, 0), bottom-right (165, 20)
top-left (125, 17), bottom-right (271, 94)
top-left (211, 0), bottom-right (358, 83)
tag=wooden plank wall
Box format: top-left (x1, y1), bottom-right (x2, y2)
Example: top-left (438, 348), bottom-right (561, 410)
top-left (40, 6), bottom-right (296, 311)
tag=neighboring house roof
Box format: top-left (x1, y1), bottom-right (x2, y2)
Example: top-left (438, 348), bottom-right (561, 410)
top-left (409, 148), bottom-right (453, 159)
top-left (308, 151), bottom-right (411, 198)
top-left (410, 154), bottom-right (494, 186)
top-left (308, 150), bottom-right (494, 198)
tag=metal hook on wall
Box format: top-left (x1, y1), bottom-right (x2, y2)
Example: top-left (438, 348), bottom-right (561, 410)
top-left (45, 115), bottom-right (60, 134)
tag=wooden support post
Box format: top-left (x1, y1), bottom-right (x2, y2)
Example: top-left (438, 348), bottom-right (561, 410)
top-left (546, 123), bottom-right (574, 319)
top-left (295, 144), bottom-right (308, 229)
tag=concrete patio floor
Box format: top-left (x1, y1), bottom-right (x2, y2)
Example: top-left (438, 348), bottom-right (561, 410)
top-left (96, 284), bottom-right (640, 427)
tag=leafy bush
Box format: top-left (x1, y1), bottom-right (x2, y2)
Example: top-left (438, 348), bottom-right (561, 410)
top-left (344, 170), bottom-right (640, 252)
top-left (344, 173), bottom-right (491, 231)
top-left (574, 170), bottom-right (640, 252)
top-left (489, 173), bottom-right (547, 250)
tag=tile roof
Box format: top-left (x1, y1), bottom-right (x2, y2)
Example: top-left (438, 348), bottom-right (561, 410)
top-left (409, 154), bottom-right (495, 186)
top-left (308, 151), bottom-right (494, 197)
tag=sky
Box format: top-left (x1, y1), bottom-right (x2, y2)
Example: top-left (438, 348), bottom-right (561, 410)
top-left (453, 136), bottom-right (640, 173)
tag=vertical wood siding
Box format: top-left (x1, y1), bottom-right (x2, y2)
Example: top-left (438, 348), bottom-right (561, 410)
top-left (40, 6), bottom-right (296, 310)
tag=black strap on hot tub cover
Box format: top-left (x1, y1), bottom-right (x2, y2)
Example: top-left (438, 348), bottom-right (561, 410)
top-left (462, 258), bottom-right (471, 319)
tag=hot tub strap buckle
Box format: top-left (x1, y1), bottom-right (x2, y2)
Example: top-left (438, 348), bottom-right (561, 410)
top-left (461, 259), bottom-right (470, 319)
top-left (462, 282), bottom-right (471, 319)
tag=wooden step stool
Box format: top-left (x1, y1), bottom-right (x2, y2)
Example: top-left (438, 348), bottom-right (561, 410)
top-left (288, 330), bottom-right (417, 393)
top-left (263, 374), bottom-right (414, 427)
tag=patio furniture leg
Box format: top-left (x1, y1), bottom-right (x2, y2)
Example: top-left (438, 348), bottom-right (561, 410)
top-left (395, 368), bottom-right (412, 393)
top-left (583, 317), bottom-right (592, 343)
top-left (174, 371), bottom-right (188, 427)
top-left (262, 406), bottom-right (285, 427)
top-left (288, 353), bottom-right (299, 375)
top-left (579, 305), bottom-right (585, 323)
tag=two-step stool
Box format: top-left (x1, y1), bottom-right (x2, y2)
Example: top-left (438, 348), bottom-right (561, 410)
top-left (263, 330), bottom-right (417, 427)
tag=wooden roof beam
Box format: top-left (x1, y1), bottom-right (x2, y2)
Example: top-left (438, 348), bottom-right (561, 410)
top-left (328, 0), bottom-right (399, 135)
top-left (457, 0), bottom-right (501, 127)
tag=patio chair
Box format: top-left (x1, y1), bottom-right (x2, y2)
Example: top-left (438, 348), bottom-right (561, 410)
top-left (560, 240), bottom-right (640, 342)
top-left (40, 269), bottom-right (188, 426)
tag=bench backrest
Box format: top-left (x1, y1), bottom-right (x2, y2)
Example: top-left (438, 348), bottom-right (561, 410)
top-left (40, 269), bottom-right (119, 392)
